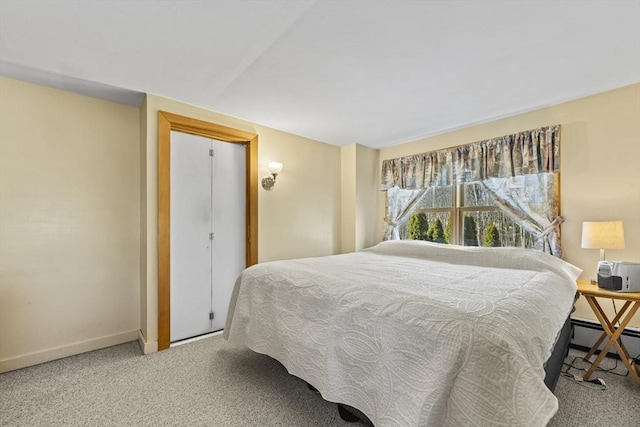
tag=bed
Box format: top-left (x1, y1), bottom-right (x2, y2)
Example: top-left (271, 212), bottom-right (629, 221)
top-left (223, 240), bottom-right (581, 426)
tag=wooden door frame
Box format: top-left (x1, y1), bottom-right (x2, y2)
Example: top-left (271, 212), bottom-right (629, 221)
top-left (158, 111), bottom-right (258, 350)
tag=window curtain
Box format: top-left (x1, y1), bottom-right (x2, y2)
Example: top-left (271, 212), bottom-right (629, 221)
top-left (381, 151), bottom-right (452, 190)
top-left (457, 126), bottom-right (563, 256)
top-left (381, 125), bottom-right (562, 255)
top-left (450, 125), bottom-right (560, 182)
top-left (383, 186), bottom-right (427, 240)
top-left (481, 173), bottom-right (563, 256)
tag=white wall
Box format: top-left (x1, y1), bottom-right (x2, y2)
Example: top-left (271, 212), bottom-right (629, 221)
top-left (0, 77), bottom-right (141, 372)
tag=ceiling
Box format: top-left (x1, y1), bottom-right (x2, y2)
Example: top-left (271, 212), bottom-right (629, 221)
top-left (1, 1), bottom-right (638, 149)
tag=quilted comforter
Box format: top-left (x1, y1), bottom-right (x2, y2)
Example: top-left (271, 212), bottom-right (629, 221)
top-left (223, 240), bottom-right (581, 426)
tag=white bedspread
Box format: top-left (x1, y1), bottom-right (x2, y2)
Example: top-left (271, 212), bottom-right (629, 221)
top-left (224, 240), bottom-right (580, 426)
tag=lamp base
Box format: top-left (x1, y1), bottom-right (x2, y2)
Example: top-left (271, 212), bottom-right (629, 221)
top-left (262, 176), bottom-right (275, 190)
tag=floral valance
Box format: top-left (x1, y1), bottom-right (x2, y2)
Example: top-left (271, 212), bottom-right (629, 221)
top-left (381, 125), bottom-right (560, 189)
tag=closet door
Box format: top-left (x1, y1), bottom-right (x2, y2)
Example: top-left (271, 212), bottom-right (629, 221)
top-left (170, 131), bottom-right (246, 342)
top-left (170, 131), bottom-right (213, 342)
top-left (210, 139), bottom-right (246, 331)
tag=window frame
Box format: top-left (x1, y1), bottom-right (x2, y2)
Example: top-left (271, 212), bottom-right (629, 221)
top-left (409, 183), bottom-right (502, 245)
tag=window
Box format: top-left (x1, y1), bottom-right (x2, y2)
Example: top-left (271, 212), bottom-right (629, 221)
top-left (397, 182), bottom-right (536, 248)
top-left (397, 186), bottom-right (452, 243)
top-left (382, 125), bottom-right (562, 256)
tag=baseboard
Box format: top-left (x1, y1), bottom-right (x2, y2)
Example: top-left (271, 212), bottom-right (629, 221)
top-left (571, 317), bottom-right (640, 359)
top-left (137, 329), bottom-right (158, 354)
top-left (0, 330), bottom-right (138, 373)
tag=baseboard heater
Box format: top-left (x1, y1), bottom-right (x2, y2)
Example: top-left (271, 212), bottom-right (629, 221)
top-left (571, 317), bottom-right (640, 360)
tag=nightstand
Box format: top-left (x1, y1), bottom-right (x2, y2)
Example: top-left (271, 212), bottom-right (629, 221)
top-left (576, 279), bottom-right (640, 387)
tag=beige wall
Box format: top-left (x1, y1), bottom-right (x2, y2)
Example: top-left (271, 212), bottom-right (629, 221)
top-left (355, 144), bottom-right (378, 251)
top-left (139, 94), bottom-right (341, 349)
top-left (341, 144), bottom-right (356, 253)
top-left (341, 144), bottom-right (378, 253)
top-left (377, 83), bottom-right (640, 328)
top-left (139, 96), bottom-right (149, 346)
top-left (2, 75), bottom-right (636, 366)
top-left (0, 77), bottom-right (141, 372)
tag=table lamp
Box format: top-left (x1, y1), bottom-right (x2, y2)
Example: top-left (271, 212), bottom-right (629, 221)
top-left (581, 221), bottom-right (625, 261)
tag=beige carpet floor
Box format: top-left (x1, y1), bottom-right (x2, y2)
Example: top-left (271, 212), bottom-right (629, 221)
top-left (1, 336), bottom-right (638, 426)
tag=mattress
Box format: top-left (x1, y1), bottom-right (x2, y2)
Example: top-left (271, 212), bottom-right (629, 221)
top-left (224, 240), bottom-right (581, 426)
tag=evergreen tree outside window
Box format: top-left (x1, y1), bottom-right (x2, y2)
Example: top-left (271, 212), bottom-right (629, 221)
top-left (482, 223), bottom-right (501, 247)
top-left (408, 212), bottom-right (429, 240)
top-left (427, 218), bottom-right (446, 243)
top-left (463, 214), bottom-right (478, 246)
top-left (444, 218), bottom-right (452, 244)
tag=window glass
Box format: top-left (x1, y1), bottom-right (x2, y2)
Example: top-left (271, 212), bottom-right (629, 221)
top-left (462, 182), bottom-right (494, 207)
top-left (395, 181), bottom-right (537, 249)
top-left (398, 211), bottom-right (452, 243)
top-left (461, 210), bottom-right (536, 248)
top-left (415, 186), bottom-right (454, 209)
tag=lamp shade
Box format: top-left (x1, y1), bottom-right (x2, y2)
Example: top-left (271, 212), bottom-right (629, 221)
top-left (268, 161), bottom-right (283, 175)
top-left (581, 221), bottom-right (625, 249)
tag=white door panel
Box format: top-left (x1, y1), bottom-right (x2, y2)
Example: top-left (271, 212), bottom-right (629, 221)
top-left (170, 131), bottom-right (212, 342)
top-left (170, 131), bottom-right (246, 341)
top-left (211, 140), bottom-right (246, 331)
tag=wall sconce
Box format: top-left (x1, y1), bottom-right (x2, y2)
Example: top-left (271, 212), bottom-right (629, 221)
top-left (261, 161), bottom-right (283, 190)
top-left (581, 220), bottom-right (625, 261)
